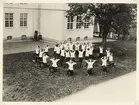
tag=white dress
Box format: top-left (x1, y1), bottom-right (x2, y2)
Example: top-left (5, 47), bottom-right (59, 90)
top-left (66, 62), bottom-right (76, 70)
top-left (101, 58), bottom-right (108, 66)
top-left (43, 55), bottom-right (49, 63)
top-left (44, 46), bottom-right (49, 52)
top-left (51, 59), bottom-right (59, 67)
top-left (86, 61), bottom-right (95, 69)
top-left (70, 51), bottom-right (75, 58)
top-left (79, 51), bottom-right (84, 58)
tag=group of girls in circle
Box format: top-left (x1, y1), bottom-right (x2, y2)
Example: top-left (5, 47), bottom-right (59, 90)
top-left (33, 40), bottom-right (114, 76)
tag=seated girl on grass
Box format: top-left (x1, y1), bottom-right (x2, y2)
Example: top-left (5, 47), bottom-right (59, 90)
top-left (40, 52), bottom-right (50, 68)
top-left (49, 57), bottom-right (60, 74)
top-left (85, 59), bottom-right (96, 76)
top-left (101, 56), bottom-right (108, 72)
top-left (33, 45), bottom-right (40, 62)
top-left (66, 59), bottom-right (77, 76)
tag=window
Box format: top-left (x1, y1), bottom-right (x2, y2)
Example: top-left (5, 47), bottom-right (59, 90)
top-left (76, 16), bottom-right (82, 29)
top-left (67, 16), bottom-right (73, 30)
top-left (5, 13), bottom-right (13, 27)
top-left (84, 17), bottom-right (90, 28)
top-left (5, 3), bottom-right (13, 4)
top-left (20, 3), bottom-right (27, 4)
top-left (20, 13), bottom-right (28, 27)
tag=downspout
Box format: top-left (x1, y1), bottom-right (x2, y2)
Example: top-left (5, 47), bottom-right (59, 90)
top-left (97, 22), bottom-right (100, 33)
top-left (92, 16), bottom-right (95, 39)
top-left (38, 4), bottom-right (41, 34)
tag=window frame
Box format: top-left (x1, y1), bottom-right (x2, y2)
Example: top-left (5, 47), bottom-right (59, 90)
top-left (20, 13), bottom-right (28, 27)
top-left (20, 3), bottom-right (27, 4)
top-left (76, 15), bottom-right (82, 29)
top-left (67, 16), bottom-right (74, 30)
top-left (5, 13), bottom-right (14, 28)
top-left (84, 16), bottom-right (90, 29)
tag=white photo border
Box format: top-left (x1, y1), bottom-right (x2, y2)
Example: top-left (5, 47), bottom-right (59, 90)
top-left (0, 0), bottom-right (138, 105)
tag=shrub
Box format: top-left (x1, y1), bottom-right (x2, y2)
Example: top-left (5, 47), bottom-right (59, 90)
top-left (34, 30), bottom-right (38, 41)
top-left (76, 37), bottom-right (80, 41)
top-left (7, 36), bottom-right (12, 40)
top-left (67, 37), bottom-right (72, 41)
top-left (129, 36), bottom-right (136, 42)
top-left (21, 35), bottom-right (27, 40)
top-left (84, 36), bottom-right (88, 40)
top-left (38, 35), bottom-right (43, 40)
top-left (111, 46), bottom-right (127, 56)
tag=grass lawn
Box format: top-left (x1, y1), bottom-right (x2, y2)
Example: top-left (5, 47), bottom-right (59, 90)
top-left (3, 40), bottom-right (136, 102)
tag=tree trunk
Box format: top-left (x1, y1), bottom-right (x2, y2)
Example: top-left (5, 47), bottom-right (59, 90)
top-left (117, 27), bottom-right (121, 40)
top-left (101, 16), bottom-right (112, 50)
top-left (102, 24), bottom-right (110, 50)
top-left (102, 33), bottom-right (107, 50)
top-left (122, 35), bottom-right (126, 40)
top-left (118, 33), bottom-right (120, 40)
top-left (99, 25), bottom-right (103, 37)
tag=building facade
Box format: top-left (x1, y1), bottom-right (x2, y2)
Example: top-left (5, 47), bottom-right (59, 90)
top-left (3, 3), bottom-right (97, 41)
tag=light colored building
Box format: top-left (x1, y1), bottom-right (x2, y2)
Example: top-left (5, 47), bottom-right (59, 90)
top-left (3, 3), bottom-right (98, 42)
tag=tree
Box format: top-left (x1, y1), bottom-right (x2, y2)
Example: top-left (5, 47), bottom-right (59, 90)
top-left (66, 3), bottom-right (137, 49)
top-left (111, 4), bottom-right (137, 40)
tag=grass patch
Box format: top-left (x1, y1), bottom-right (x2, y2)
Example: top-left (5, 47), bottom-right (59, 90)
top-left (3, 40), bottom-right (136, 101)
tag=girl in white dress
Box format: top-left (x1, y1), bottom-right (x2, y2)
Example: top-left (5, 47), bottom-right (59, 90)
top-left (65, 50), bottom-right (70, 62)
top-left (49, 57), bottom-right (60, 73)
top-left (85, 59), bottom-right (96, 76)
top-left (66, 59), bottom-right (77, 76)
top-left (44, 45), bottom-right (49, 54)
top-left (59, 48), bottom-right (65, 66)
top-left (79, 49), bottom-right (84, 67)
top-left (108, 53), bottom-right (114, 67)
top-left (101, 56), bottom-right (108, 72)
top-left (33, 45), bottom-right (40, 62)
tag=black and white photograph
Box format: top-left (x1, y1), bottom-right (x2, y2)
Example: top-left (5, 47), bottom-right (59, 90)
top-left (2, 1), bottom-right (137, 103)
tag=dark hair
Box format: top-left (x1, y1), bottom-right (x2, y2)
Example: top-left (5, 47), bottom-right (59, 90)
top-left (69, 58), bottom-right (72, 61)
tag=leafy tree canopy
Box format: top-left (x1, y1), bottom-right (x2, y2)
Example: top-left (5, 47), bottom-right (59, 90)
top-left (66, 3), bottom-right (137, 39)
top-left (66, 3), bottom-right (137, 48)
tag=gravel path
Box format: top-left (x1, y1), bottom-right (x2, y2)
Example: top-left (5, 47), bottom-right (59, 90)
top-left (3, 38), bottom-right (115, 55)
